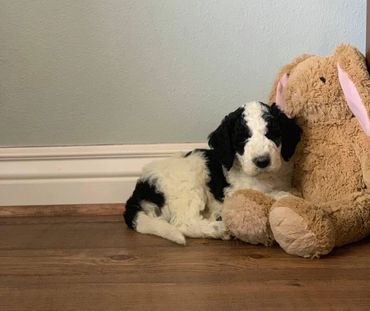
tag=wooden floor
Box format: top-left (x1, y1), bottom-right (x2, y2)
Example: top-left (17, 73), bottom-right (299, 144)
top-left (0, 215), bottom-right (370, 311)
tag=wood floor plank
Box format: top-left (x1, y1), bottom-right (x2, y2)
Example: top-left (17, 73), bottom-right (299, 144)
top-left (0, 215), bottom-right (369, 311)
top-left (2, 282), bottom-right (370, 311)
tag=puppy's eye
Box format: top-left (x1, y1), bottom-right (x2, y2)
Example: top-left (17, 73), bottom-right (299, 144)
top-left (320, 76), bottom-right (326, 83)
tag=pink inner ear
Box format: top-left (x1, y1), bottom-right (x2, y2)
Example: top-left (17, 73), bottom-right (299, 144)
top-left (276, 73), bottom-right (289, 109)
top-left (337, 64), bottom-right (370, 137)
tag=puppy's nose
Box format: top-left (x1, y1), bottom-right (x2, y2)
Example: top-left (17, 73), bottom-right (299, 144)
top-left (253, 155), bottom-right (271, 168)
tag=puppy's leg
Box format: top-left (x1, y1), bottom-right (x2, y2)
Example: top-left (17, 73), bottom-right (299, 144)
top-left (168, 191), bottom-right (231, 240)
top-left (135, 212), bottom-right (186, 245)
top-left (178, 219), bottom-right (231, 240)
top-left (201, 200), bottom-right (223, 221)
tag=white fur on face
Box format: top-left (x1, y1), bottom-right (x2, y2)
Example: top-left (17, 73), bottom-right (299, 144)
top-left (237, 101), bottom-right (282, 176)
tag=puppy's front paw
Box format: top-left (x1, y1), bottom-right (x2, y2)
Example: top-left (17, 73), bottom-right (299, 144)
top-left (212, 221), bottom-right (232, 240)
top-left (221, 230), bottom-right (233, 240)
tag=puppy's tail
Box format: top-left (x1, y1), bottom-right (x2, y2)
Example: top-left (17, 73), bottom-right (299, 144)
top-left (135, 212), bottom-right (186, 245)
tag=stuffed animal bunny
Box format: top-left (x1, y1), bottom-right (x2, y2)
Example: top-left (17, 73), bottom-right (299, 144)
top-left (223, 45), bottom-right (370, 258)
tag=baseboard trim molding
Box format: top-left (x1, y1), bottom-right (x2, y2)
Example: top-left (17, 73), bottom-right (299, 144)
top-left (0, 143), bottom-right (206, 206)
top-left (0, 204), bottom-right (124, 217)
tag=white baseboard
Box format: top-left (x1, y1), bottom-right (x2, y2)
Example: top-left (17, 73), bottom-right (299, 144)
top-left (0, 143), bottom-right (206, 206)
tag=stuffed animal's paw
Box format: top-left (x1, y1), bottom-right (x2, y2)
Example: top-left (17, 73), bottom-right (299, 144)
top-left (223, 189), bottom-right (275, 246)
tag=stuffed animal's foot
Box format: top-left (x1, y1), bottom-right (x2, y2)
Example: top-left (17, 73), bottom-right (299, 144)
top-left (223, 189), bottom-right (275, 246)
top-left (269, 196), bottom-right (336, 258)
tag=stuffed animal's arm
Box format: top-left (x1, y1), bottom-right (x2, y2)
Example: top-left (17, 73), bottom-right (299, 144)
top-left (360, 155), bottom-right (370, 189)
top-left (352, 124), bottom-right (370, 188)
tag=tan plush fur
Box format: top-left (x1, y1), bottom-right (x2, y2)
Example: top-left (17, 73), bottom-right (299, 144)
top-left (223, 189), bottom-right (274, 246)
top-left (223, 45), bottom-right (370, 258)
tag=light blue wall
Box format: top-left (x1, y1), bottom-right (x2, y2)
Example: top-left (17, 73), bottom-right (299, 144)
top-left (0, 0), bottom-right (365, 146)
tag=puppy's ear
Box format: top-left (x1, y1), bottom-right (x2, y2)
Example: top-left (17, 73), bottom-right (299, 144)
top-left (270, 103), bottom-right (302, 161)
top-left (208, 108), bottom-right (243, 170)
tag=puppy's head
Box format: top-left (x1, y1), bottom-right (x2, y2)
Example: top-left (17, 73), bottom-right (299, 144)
top-left (208, 101), bottom-right (301, 176)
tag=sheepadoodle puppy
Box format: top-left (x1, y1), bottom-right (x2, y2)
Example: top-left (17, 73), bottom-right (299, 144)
top-left (123, 101), bottom-right (301, 244)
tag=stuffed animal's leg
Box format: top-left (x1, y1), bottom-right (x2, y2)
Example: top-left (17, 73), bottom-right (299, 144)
top-left (223, 189), bottom-right (275, 246)
top-left (269, 195), bottom-right (336, 258)
top-left (270, 193), bottom-right (370, 258)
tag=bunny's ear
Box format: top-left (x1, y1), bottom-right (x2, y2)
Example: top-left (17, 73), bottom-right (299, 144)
top-left (338, 65), bottom-right (370, 136)
top-left (275, 73), bottom-right (289, 109)
top-left (335, 44), bottom-right (370, 137)
top-left (268, 54), bottom-right (312, 107)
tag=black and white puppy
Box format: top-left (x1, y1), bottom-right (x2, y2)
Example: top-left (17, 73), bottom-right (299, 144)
top-left (124, 101), bottom-right (301, 244)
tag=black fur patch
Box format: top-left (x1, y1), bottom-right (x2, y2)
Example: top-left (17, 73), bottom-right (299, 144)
top-left (196, 149), bottom-right (230, 202)
top-left (270, 103), bottom-right (302, 161)
top-left (208, 107), bottom-right (250, 170)
top-left (262, 103), bottom-right (282, 147)
top-left (232, 113), bottom-right (251, 156)
top-left (123, 180), bottom-right (165, 229)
